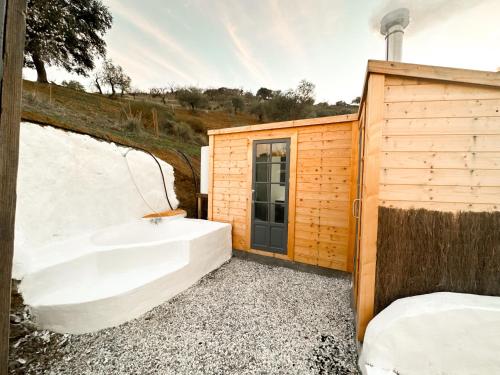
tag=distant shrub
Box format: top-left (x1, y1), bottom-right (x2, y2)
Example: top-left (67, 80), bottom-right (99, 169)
top-left (123, 117), bottom-right (143, 133)
top-left (185, 118), bottom-right (205, 133)
top-left (121, 103), bottom-right (143, 133)
top-left (173, 122), bottom-right (193, 141)
top-left (61, 80), bottom-right (85, 92)
top-left (23, 92), bottom-right (40, 105)
top-left (231, 96), bottom-right (245, 114)
top-left (159, 119), bottom-right (196, 142)
top-left (159, 118), bottom-right (175, 134)
top-left (176, 87), bottom-right (208, 111)
top-left (193, 133), bottom-right (208, 146)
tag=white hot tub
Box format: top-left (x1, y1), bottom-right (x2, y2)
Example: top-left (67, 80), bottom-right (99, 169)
top-left (19, 217), bottom-right (232, 334)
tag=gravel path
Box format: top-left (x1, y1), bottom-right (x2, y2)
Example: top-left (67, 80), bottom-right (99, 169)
top-left (11, 258), bottom-right (359, 374)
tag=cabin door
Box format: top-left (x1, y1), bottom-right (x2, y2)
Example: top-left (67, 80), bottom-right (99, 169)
top-left (251, 139), bottom-right (290, 254)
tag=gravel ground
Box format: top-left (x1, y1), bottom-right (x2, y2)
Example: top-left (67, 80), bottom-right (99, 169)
top-left (10, 257), bottom-right (359, 374)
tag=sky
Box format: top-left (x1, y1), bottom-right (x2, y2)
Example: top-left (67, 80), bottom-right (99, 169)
top-left (23, 0), bottom-right (500, 104)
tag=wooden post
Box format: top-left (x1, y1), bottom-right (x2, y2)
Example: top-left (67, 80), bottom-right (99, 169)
top-left (0, 0), bottom-right (26, 372)
top-left (356, 74), bottom-right (384, 341)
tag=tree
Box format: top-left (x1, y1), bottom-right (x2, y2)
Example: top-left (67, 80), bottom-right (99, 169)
top-left (61, 80), bottom-right (85, 91)
top-left (117, 71), bottom-right (131, 96)
top-left (94, 59), bottom-right (131, 97)
top-left (176, 87), bottom-right (206, 111)
top-left (295, 80), bottom-right (315, 105)
top-left (24, 0), bottom-right (112, 83)
top-left (335, 100), bottom-right (348, 106)
top-left (250, 102), bottom-right (267, 122)
top-left (129, 87), bottom-right (142, 100)
top-left (93, 72), bottom-right (104, 94)
top-left (352, 96), bottom-right (361, 104)
top-left (231, 96), bottom-right (245, 114)
top-left (150, 87), bottom-right (169, 104)
top-left (102, 60), bottom-right (119, 96)
top-left (264, 80), bottom-right (316, 121)
top-left (256, 87), bottom-right (273, 101)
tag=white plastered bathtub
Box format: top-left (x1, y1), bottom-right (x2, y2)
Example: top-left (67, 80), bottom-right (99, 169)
top-left (19, 217), bottom-right (232, 334)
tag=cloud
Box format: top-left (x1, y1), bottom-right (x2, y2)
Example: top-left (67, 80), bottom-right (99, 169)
top-left (105, 0), bottom-right (210, 80)
top-left (107, 46), bottom-right (194, 87)
top-left (267, 0), bottom-right (304, 58)
top-left (223, 20), bottom-right (272, 85)
top-left (371, 0), bottom-right (491, 33)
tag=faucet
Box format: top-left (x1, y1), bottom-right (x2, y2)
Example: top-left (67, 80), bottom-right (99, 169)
top-left (150, 217), bottom-right (162, 225)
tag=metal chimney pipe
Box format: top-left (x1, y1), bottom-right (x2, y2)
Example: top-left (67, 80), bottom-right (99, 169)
top-left (380, 8), bottom-right (410, 62)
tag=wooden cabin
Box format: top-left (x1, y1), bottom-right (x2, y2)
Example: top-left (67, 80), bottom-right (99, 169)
top-left (207, 60), bottom-right (500, 340)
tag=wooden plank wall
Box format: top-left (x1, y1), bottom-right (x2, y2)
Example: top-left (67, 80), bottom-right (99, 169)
top-left (208, 121), bottom-right (356, 272)
top-left (209, 135), bottom-right (249, 250)
top-left (295, 122), bottom-right (353, 270)
top-left (380, 76), bottom-right (500, 212)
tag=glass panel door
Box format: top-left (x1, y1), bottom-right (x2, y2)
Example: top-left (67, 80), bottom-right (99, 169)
top-left (251, 139), bottom-right (290, 254)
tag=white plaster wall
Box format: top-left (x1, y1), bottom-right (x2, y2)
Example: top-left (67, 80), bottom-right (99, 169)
top-left (14, 122), bottom-right (178, 278)
top-left (359, 292), bottom-right (500, 375)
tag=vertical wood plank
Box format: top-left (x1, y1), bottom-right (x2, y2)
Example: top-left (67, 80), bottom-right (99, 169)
top-left (356, 74), bottom-right (385, 341)
top-left (245, 137), bottom-right (252, 250)
top-left (346, 120), bottom-right (359, 272)
top-left (286, 131), bottom-right (298, 261)
top-left (207, 135), bottom-right (214, 220)
top-left (0, 0), bottom-right (27, 370)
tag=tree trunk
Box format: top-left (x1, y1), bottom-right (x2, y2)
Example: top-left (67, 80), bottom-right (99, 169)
top-left (0, 0), bottom-right (27, 371)
top-left (32, 52), bottom-right (48, 83)
top-left (109, 81), bottom-right (116, 97)
top-left (95, 78), bottom-right (103, 94)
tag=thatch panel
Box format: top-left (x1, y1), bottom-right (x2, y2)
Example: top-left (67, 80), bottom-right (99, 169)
top-left (375, 207), bottom-right (500, 313)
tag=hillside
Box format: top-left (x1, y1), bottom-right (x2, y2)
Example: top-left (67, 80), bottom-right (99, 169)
top-left (21, 80), bottom-right (259, 217)
top-left (20, 80), bottom-right (358, 217)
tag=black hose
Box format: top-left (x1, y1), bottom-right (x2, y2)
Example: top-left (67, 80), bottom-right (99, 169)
top-left (169, 148), bottom-right (198, 201)
top-left (143, 150), bottom-right (174, 211)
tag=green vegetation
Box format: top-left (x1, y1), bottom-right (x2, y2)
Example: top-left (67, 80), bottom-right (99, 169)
top-left (61, 80), bottom-right (85, 92)
top-left (24, 0), bottom-right (112, 83)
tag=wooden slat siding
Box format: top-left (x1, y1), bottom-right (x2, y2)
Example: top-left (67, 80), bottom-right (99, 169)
top-left (210, 133), bottom-right (250, 250)
top-left (368, 60), bottom-right (500, 88)
top-left (380, 75), bottom-right (500, 213)
top-left (381, 151), bottom-right (500, 169)
top-left (386, 99), bottom-right (500, 119)
top-left (352, 103), bottom-right (366, 310)
top-left (383, 117), bottom-right (500, 135)
top-left (208, 113), bottom-right (358, 135)
top-left (287, 133), bottom-right (298, 262)
top-left (299, 148), bottom-right (352, 158)
top-left (381, 168), bottom-right (500, 186)
top-left (347, 119), bottom-right (360, 273)
top-left (210, 120), bottom-right (355, 272)
top-left (382, 135), bottom-right (500, 152)
top-left (294, 122), bottom-right (353, 269)
top-left (385, 81), bottom-right (500, 102)
top-left (379, 185), bottom-right (500, 205)
top-left (207, 135), bottom-right (214, 220)
top-left (356, 74), bottom-right (385, 341)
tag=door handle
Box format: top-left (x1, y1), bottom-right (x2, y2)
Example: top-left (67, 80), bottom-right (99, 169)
top-left (352, 198), bottom-right (361, 219)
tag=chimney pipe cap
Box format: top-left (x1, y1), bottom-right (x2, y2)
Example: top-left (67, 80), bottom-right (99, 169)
top-left (380, 8), bottom-right (410, 35)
